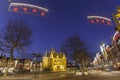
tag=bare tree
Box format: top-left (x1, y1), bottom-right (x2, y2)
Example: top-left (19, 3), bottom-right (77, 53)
top-left (0, 19), bottom-right (32, 60)
top-left (61, 34), bottom-right (90, 72)
top-left (76, 49), bottom-right (90, 68)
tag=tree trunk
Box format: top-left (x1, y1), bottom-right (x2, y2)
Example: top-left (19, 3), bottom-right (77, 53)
top-left (74, 50), bottom-right (77, 74)
top-left (75, 60), bottom-right (77, 74)
top-left (10, 52), bottom-right (14, 60)
top-left (10, 46), bottom-right (14, 60)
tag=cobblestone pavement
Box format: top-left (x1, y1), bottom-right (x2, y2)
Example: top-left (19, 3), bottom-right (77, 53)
top-left (0, 71), bottom-right (119, 80)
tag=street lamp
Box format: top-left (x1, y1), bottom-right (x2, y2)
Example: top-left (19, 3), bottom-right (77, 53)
top-left (33, 58), bottom-right (36, 79)
top-left (96, 53), bottom-right (100, 68)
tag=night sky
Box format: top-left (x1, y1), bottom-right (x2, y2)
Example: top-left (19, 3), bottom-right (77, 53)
top-left (0, 0), bottom-right (120, 58)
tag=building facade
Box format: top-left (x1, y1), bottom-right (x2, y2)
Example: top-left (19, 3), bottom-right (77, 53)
top-left (42, 48), bottom-right (66, 72)
top-left (106, 44), bottom-right (120, 69)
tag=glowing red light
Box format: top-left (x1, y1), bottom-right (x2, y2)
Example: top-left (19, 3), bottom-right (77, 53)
top-left (101, 19), bottom-right (105, 23)
top-left (40, 12), bottom-right (46, 16)
top-left (96, 19), bottom-right (99, 23)
top-left (23, 7), bottom-right (28, 12)
top-left (32, 9), bottom-right (37, 13)
top-left (13, 7), bottom-right (18, 12)
top-left (107, 21), bottom-right (111, 26)
top-left (90, 19), bottom-right (94, 23)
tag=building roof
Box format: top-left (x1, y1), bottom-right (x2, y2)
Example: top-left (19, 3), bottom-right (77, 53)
top-left (43, 48), bottom-right (66, 58)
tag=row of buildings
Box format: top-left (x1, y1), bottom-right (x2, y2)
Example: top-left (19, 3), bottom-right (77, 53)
top-left (93, 32), bottom-right (120, 70)
top-left (0, 48), bottom-right (67, 73)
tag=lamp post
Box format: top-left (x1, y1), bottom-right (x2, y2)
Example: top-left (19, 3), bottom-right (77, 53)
top-left (96, 53), bottom-right (101, 68)
top-left (33, 58), bottom-right (36, 80)
top-left (93, 57), bottom-right (97, 69)
top-left (32, 53), bottom-right (41, 80)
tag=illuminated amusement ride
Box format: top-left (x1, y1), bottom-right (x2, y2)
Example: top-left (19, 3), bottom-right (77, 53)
top-left (87, 7), bottom-right (120, 44)
top-left (87, 16), bottom-right (112, 26)
top-left (7, 0), bottom-right (49, 16)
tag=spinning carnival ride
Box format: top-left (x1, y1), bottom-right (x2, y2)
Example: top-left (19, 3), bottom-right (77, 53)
top-left (7, 0), bottom-right (49, 16)
top-left (87, 16), bottom-right (112, 26)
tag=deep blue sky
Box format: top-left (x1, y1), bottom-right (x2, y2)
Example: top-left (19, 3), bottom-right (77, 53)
top-left (0, 0), bottom-right (120, 58)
